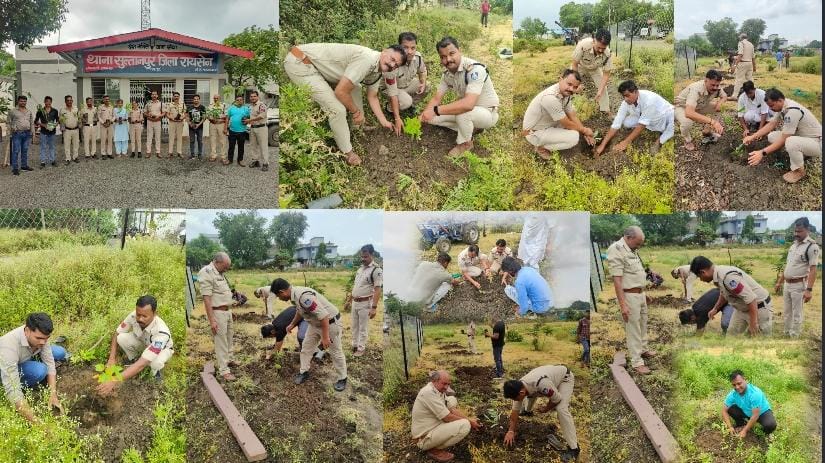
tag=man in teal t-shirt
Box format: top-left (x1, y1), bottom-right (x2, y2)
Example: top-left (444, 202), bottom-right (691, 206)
top-left (722, 370), bottom-right (776, 437)
top-left (224, 95), bottom-right (251, 166)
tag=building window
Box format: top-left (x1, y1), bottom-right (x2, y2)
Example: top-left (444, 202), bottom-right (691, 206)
top-left (91, 78), bottom-right (120, 104)
top-left (183, 80), bottom-right (211, 106)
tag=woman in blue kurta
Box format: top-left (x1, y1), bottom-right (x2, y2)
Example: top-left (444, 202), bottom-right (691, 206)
top-left (113, 99), bottom-right (129, 157)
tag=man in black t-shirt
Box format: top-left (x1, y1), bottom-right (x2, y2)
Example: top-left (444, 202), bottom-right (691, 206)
top-left (186, 95), bottom-right (207, 160)
top-left (261, 306), bottom-right (324, 359)
top-left (678, 288), bottom-right (734, 335)
top-left (484, 317), bottom-right (506, 378)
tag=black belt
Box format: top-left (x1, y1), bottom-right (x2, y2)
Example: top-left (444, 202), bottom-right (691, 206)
top-left (12, 130), bottom-right (31, 134)
top-left (328, 313), bottom-right (342, 324)
top-left (64, 126), bottom-right (79, 130)
top-left (83, 123), bottom-right (97, 126)
top-left (251, 124), bottom-right (266, 128)
top-left (757, 296), bottom-right (771, 309)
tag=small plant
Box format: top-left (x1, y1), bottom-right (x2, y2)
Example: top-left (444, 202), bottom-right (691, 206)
top-left (403, 116), bottom-right (422, 141)
top-left (69, 349), bottom-right (96, 365)
top-left (94, 363), bottom-right (124, 383)
top-left (505, 329), bottom-right (523, 342)
top-left (731, 143), bottom-right (746, 160)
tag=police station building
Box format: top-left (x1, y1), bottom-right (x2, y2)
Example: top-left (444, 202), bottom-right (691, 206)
top-left (16, 28), bottom-right (254, 132)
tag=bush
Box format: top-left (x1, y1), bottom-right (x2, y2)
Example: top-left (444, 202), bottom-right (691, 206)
top-left (0, 229), bottom-right (105, 255)
top-left (358, 8), bottom-right (481, 58)
top-left (443, 151), bottom-right (515, 210)
top-left (514, 38), bottom-right (554, 54)
top-left (505, 329), bottom-right (524, 342)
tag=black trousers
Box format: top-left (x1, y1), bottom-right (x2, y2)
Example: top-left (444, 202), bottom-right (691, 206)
top-left (227, 130), bottom-right (245, 163)
top-left (728, 405), bottom-right (777, 434)
top-left (481, 12), bottom-right (488, 27)
top-left (189, 126), bottom-right (203, 156)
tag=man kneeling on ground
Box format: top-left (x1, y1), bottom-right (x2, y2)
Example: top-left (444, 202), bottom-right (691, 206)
top-left (722, 370), bottom-right (777, 438)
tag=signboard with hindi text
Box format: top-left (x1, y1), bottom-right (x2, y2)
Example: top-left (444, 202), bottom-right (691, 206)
top-left (83, 50), bottom-right (219, 74)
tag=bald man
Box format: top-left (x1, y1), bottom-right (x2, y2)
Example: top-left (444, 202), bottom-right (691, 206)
top-left (197, 252), bottom-right (237, 381)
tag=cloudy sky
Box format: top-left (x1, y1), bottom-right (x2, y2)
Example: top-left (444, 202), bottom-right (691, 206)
top-left (383, 211), bottom-right (591, 307)
top-left (186, 209), bottom-right (383, 256)
top-left (675, 0), bottom-right (821, 44)
top-left (7, 0), bottom-right (277, 54)
top-left (723, 211), bottom-right (822, 231)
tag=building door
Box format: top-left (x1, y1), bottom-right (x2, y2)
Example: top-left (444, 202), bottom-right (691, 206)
top-left (130, 80), bottom-right (175, 135)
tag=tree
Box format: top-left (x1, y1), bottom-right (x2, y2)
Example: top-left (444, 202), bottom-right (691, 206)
top-left (213, 210), bottom-right (270, 268)
top-left (0, 50), bottom-right (14, 77)
top-left (517, 17), bottom-right (549, 39)
top-left (491, 0), bottom-right (513, 14)
top-left (634, 213), bottom-right (691, 245)
top-left (222, 25), bottom-right (279, 91)
top-left (681, 34), bottom-right (716, 57)
top-left (696, 211), bottom-right (722, 229)
top-left (271, 249), bottom-right (294, 271)
top-left (694, 223), bottom-right (717, 247)
top-left (0, 0), bottom-right (68, 49)
top-left (772, 37), bottom-right (781, 52)
top-left (653, 0), bottom-right (674, 33)
top-left (315, 242), bottom-right (331, 267)
top-left (704, 18), bottom-right (738, 53)
top-left (186, 235), bottom-right (222, 268)
top-left (738, 18), bottom-right (766, 46)
top-left (740, 215), bottom-right (757, 243)
top-left (269, 211), bottom-right (308, 256)
top-left (590, 215), bottom-right (637, 246)
top-left (806, 40), bottom-right (822, 49)
top-left (559, 2), bottom-right (584, 29)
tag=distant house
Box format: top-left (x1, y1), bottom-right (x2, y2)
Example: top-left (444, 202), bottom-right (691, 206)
top-left (294, 237), bottom-right (338, 267)
top-left (758, 34), bottom-right (789, 52)
top-left (717, 212), bottom-right (768, 241)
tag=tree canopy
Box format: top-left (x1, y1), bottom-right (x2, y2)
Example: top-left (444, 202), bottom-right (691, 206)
top-left (223, 25), bottom-right (279, 91)
top-left (213, 210), bottom-right (271, 268)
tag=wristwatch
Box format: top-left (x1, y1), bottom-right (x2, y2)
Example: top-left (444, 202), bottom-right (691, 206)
top-left (762, 150), bottom-right (767, 157)
top-left (806, 288), bottom-right (813, 291)
top-left (433, 105), bottom-right (440, 116)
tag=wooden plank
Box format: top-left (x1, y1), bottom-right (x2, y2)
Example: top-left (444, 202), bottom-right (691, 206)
top-left (200, 368), bottom-right (267, 462)
top-left (610, 352), bottom-right (679, 463)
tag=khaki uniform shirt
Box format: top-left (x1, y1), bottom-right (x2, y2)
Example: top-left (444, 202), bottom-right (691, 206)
top-left (7, 108), bottom-right (33, 132)
top-left (249, 102), bottom-right (268, 125)
top-left (352, 261), bottom-right (383, 299)
top-left (166, 101), bottom-right (185, 122)
top-left (411, 382), bottom-right (452, 438)
top-left (290, 285), bottom-right (340, 327)
top-left (208, 102), bottom-right (227, 122)
top-left (97, 104), bottom-right (114, 126)
top-left (606, 237), bottom-right (646, 289)
top-left (197, 262), bottom-right (233, 308)
top-left (467, 321), bottom-right (476, 336)
top-left (511, 365), bottom-right (568, 410)
top-left (572, 37), bottom-right (613, 71)
top-left (80, 105), bottom-right (97, 125)
top-left (713, 265), bottom-right (769, 313)
top-left (391, 51), bottom-right (426, 90)
top-left (737, 39), bottom-right (755, 62)
top-left (784, 237), bottom-right (820, 279)
top-left (523, 83), bottom-right (574, 131)
top-left (674, 264), bottom-right (691, 279)
top-left (772, 98), bottom-right (821, 139)
top-left (0, 326), bottom-right (56, 403)
top-left (116, 312), bottom-right (174, 362)
top-left (457, 247), bottom-right (488, 271)
top-left (437, 56), bottom-right (499, 108)
top-left (298, 43), bottom-right (383, 92)
top-left (129, 108), bottom-right (144, 123)
top-left (489, 246), bottom-right (513, 265)
top-left (144, 100), bottom-right (164, 121)
top-left (409, 262), bottom-right (454, 303)
top-left (675, 80), bottom-right (728, 109)
top-left (59, 106), bottom-right (80, 129)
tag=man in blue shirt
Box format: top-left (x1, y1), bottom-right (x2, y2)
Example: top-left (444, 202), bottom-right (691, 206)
top-left (501, 257), bottom-right (553, 316)
top-left (722, 370), bottom-right (777, 437)
top-left (223, 95), bottom-right (250, 166)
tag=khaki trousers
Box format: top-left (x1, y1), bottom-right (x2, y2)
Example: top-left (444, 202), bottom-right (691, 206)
top-left (417, 396), bottom-right (471, 451)
top-left (522, 371), bottom-right (577, 448)
top-left (301, 321), bottom-right (347, 380)
top-left (63, 129), bottom-right (79, 161)
top-left (582, 67), bottom-right (609, 111)
top-left (728, 304), bottom-right (773, 335)
top-left (623, 292), bottom-right (648, 368)
top-left (351, 299), bottom-right (372, 350)
top-left (767, 131), bottom-right (821, 171)
top-left (732, 61), bottom-right (754, 98)
top-left (116, 332), bottom-right (173, 374)
top-left (99, 125), bottom-right (113, 155)
top-left (82, 125), bottom-right (97, 157)
top-left (783, 281), bottom-right (805, 337)
top-left (129, 124), bottom-right (143, 153)
top-left (209, 122), bottom-right (228, 158)
top-left (212, 310), bottom-right (234, 375)
top-left (429, 106), bottom-right (499, 144)
top-left (249, 126), bottom-right (270, 164)
top-left (675, 104), bottom-right (716, 143)
top-left (146, 120), bottom-right (162, 155)
top-left (168, 121), bottom-right (184, 156)
top-left (526, 127), bottom-right (579, 151)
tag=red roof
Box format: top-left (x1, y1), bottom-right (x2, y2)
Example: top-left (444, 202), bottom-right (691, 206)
top-left (46, 28), bottom-right (254, 59)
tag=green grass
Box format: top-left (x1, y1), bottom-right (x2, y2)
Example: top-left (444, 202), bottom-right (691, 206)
top-left (0, 229), bottom-right (106, 256)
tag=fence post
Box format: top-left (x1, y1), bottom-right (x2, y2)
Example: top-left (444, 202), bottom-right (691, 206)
top-left (120, 209), bottom-right (129, 250)
top-left (40, 209), bottom-right (46, 229)
top-left (399, 311), bottom-right (409, 380)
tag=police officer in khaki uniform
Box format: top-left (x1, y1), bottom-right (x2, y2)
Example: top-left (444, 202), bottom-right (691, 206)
top-left (457, 244), bottom-right (490, 290)
top-left (607, 226), bottom-right (656, 374)
top-left (489, 239), bottom-right (513, 284)
top-left (284, 42), bottom-right (407, 166)
top-left (522, 70), bottom-right (594, 158)
top-left (503, 365), bottom-right (580, 461)
top-left (254, 286), bottom-right (275, 318)
top-left (246, 90), bottom-right (270, 171)
top-left (411, 370), bottom-right (480, 462)
top-left (671, 264), bottom-right (697, 302)
top-left (198, 252), bottom-right (237, 381)
top-left (144, 91), bottom-right (164, 158)
top-left (742, 88), bottom-right (822, 183)
top-left (128, 99), bottom-right (144, 158)
top-left (97, 95), bottom-right (115, 159)
top-left (466, 320), bottom-right (477, 353)
top-left (207, 94), bottom-right (228, 162)
top-left (166, 92), bottom-right (185, 159)
top-left (571, 30), bottom-right (613, 113)
top-left (731, 33), bottom-right (756, 100)
top-left (80, 97), bottom-right (98, 159)
top-left (381, 32), bottom-right (428, 122)
top-left (774, 217), bottom-right (820, 338)
top-left (690, 256), bottom-right (773, 336)
top-left (272, 278), bottom-right (348, 391)
top-left (674, 69), bottom-right (728, 151)
top-left (59, 95), bottom-right (80, 163)
top-left (97, 295), bottom-right (173, 396)
top-left (344, 244), bottom-right (382, 357)
top-left (421, 36), bottom-right (500, 156)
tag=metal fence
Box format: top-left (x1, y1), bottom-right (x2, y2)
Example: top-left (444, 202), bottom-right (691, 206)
top-left (383, 310), bottom-right (423, 394)
top-left (676, 44), bottom-right (699, 80)
top-left (590, 241), bottom-right (605, 311)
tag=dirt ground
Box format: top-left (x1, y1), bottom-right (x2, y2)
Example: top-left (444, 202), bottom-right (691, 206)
top-left (383, 322), bottom-right (591, 463)
top-left (422, 276), bottom-right (517, 324)
top-left (59, 362), bottom-right (162, 461)
top-left (185, 279), bottom-right (384, 463)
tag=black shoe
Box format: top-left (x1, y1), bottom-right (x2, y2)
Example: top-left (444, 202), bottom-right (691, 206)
top-left (333, 378), bottom-right (347, 392)
top-left (65, 160), bottom-right (70, 166)
top-left (293, 372), bottom-right (309, 385)
top-left (130, 152), bottom-right (136, 158)
top-left (40, 163), bottom-right (45, 169)
top-left (560, 447), bottom-right (580, 462)
top-left (262, 164), bottom-right (269, 172)
top-left (137, 152), bottom-right (142, 158)
top-left (12, 170), bottom-right (19, 175)
top-left (520, 410), bottom-right (534, 417)
top-left (21, 166), bottom-right (33, 171)
top-left (73, 158), bottom-right (79, 163)
top-left (249, 161), bottom-right (260, 168)
top-left (154, 370), bottom-right (163, 382)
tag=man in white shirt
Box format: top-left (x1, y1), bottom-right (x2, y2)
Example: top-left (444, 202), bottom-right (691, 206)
top-left (737, 81), bottom-right (770, 136)
top-left (595, 80), bottom-right (673, 156)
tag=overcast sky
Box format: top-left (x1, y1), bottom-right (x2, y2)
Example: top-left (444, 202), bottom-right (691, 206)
top-left (186, 209), bottom-right (383, 256)
top-left (6, 0), bottom-right (277, 55)
top-left (675, 0), bottom-right (821, 44)
top-left (513, 0), bottom-right (565, 33)
top-left (383, 211), bottom-right (591, 307)
top-left (722, 211), bottom-right (822, 230)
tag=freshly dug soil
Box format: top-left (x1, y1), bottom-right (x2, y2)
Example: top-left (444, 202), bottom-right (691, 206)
top-left (422, 278), bottom-right (515, 324)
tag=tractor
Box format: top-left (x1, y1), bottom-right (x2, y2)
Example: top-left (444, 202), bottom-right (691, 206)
top-left (418, 221), bottom-right (480, 253)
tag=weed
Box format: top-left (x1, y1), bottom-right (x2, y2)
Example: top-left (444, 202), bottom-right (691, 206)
top-left (402, 116), bottom-right (422, 140)
top-left (505, 329), bottom-right (524, 342)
